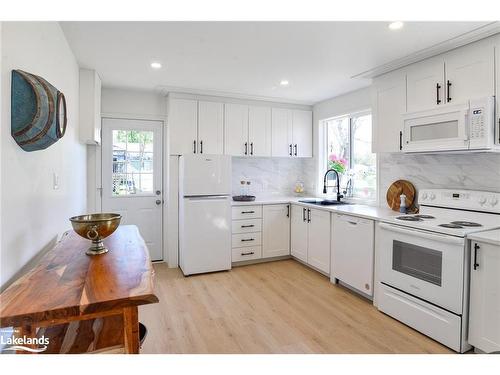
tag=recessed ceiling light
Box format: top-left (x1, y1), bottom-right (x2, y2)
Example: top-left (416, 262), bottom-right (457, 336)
top-left (388, 21), bottom-right (404, 30)
top-left (280, 80), bottom-right (289, 87)
top-left (150, 62), bottom-right (162, 69)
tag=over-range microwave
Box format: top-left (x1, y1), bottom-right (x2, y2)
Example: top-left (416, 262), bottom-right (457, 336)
top-left (402, 96), bottom-right (498, 153)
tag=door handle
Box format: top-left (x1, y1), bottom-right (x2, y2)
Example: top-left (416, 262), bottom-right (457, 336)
top-left (289, 144), bottom-right (292, 156)
top-left (302, 207), bottom-right (306, 222)
top-left (244, 142), bottom-right (248, 155)
top-left (250, 142), bottom-right (254, 155)
top-left (436, 83), bottom-right (442, 105)
top-left (473, 243), bottom-right (480, 270)
top-left (286, 204), bottom-right (290, 218)
top-left (155, 199), bottom-right (162, 205)
top-left (446, 80), bottom-right (452, 102)
top-left (200, 140), bottom-right (203, 154)
top-left (294, 144), bottom-right (298, 156)
top-left (399, 131), bottom-right (403, 151)
top-left (307, 208), bottom-right (311, 223)
top-left (193, 140), bottom-right (197, 153)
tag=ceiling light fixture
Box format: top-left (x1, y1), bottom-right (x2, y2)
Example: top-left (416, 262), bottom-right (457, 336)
top-left (388, 21), bottom-right (404, 30)
top-left (150, 62), bottom-right (162, 69)
top-left (280, 80), bottom-right (289, 87)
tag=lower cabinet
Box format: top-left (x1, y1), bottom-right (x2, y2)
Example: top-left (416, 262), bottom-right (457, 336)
top-left (262, 204), bottom-right (290, 258)
top-left (468, 240), bottom-right (500, 353)
top-left (290, 204), bottom-right (331, 274)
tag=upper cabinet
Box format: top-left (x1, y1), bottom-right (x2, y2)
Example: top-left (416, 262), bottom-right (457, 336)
top-left (168, 98), bottom-right (223, 155)
top-left (79, 69), bottom-right (102, 145)
top-left (248, 106), bottom-right (272, 157)
top-left (496, 36), bottom-right (500, 133)
top-left (406, 57), bottom-right (445, 112)
top-left (371, 69), bottom-right (406, 153)
top-left (271, 108), bottom-right (312, 157)
top-left (225, 103), bottom-right (249, 156)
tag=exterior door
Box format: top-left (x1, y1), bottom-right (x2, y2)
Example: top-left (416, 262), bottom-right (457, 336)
top-left (102, 118), bottom-right (163, 261)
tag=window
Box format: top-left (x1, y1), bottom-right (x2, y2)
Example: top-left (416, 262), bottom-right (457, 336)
top-left (324, 112), bottom-right (376, 201)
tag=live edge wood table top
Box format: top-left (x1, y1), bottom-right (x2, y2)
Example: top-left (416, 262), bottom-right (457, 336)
top-left (0, 225), bottom-right (159, 354)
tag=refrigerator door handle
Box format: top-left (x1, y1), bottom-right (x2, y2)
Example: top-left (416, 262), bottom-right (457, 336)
top-left (186, 195), bottom-right (229, 201)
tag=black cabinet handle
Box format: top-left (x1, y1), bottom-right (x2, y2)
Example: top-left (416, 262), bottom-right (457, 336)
top-left (241, 238), bottom-right (254, 242)
top-left (473, 243), bottom-right (480, 270)
top-left (244, 142), bottom-right (248, 155)
top-left (399, 131), bottom-right (403, 151)
top-left (241, 224), bottom-right (255, 228)
top-left (193, 140), bottom-right (197, 153)
top-left (447, 80), bottom-right (452, 103)
top-left (241, 210), bottom-right (255, 214)
top-left (289, 144), bottom-right (292, 156)
top-left (241, 251), bottom-right (255, 256)
top-left (200, 140), bottom-right (203, 154)
top-left (294, 144), bottom-right (298, 156)
top-left (302, 207), bottom-right (306, 222)
top-left (436, 83), bottom-right (442, 105)
top-left (307, 208), bottom-right (311, 223)
top-left (250, 142), bottom-right (254, 155)
top-left (286, 204), bottom-right (290, 218)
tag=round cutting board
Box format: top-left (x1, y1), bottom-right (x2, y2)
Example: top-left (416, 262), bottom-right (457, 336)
top-left (386, 180), bottom-right (416, 212)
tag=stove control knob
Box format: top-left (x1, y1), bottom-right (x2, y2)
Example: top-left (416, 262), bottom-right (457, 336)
top-left (429, 193), bottom-right (436, 200)
top-left (478, 196), bottom-right (487, 205)
top-left (421, 192), bottom-right (428, 200)
top-left (488, 197), bottom-right (498, 206)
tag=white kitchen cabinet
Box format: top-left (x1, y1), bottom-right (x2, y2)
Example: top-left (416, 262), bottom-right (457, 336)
top-left (225, 103), bottom-right (249, 156)
top-left (248, 106), bottom-right (272, 157)
top-left (468, 240), bottom-right (500, 353)
top-left (168, 98), bottom-right (198, 155)
top-left (198, 101), bottom-right (224, 154)
top-left (371, 69), bottom-right (406, 153)
top-left (406, 57), bottom-right (445, 113)
top-left (331, 214), bottom-right (374, 296)
top-left (232, 204), bottom-right (263, 263)
top-left (497, 37), bottom-right (500, 134)
top-left (79, 69), bottom-right (102, 144)
top-left (262, 204), bottom-right (290, 258)
top-left (292, 110), bottom-right (313, 157)
top-left (444, 41), bottom-right (494, 106)
top-left (271, 108), bottom-right (293, 157)
top-left (306, 208), bottom-right (331, 274)
top-left (290, 204), bottom-right (308, 262)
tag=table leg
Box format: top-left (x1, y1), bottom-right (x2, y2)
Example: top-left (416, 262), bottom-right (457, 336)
top-left (123, 306), bottom-right (139, 354)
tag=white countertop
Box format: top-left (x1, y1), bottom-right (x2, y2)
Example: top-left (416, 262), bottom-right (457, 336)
top-left (231, 196), bottom-right (401, 222)
top-left (467, 229), bottom-right (500, 247)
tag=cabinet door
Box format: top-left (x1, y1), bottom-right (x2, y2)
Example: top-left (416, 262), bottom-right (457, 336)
top-left (497, 36), bottom-right (500, 135)
top-left (331, 214), bottom-right (374, 296)
top-left (407, 57), bottom-right (445, 112)
top-left (262, 204), bottom-right (290, 258)
top-left (168, 98), bottom-right (198, 155)
top-left (198, 101), bottom-right (224, 155)
top-left (445, 41), bottom-right (494, 105)
top-left (292, 110), bottom-right (313, 157)
top-left (271, 108), bottom-right (293, 157)
top-left (225, 103), bottom-right (249, 156)
top-left (307, 208), bottom-right (331, 274)
top-left (290, 204), bottom-right (308, 262)
top-left (371, 69), bottom-right (406, 153)
top-left (248, 106), bottom-right (272, 157)
top-left (468, 241), bottom-right (500, 353)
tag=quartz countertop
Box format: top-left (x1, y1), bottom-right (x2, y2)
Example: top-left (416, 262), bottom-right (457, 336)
top-left (231, 196), bottom-right (401, 222)
top-left (467, 229), bottom-right (500, 247)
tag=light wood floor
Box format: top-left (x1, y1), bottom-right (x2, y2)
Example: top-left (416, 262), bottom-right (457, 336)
top-left (139, 259), bottom-right (452, 354)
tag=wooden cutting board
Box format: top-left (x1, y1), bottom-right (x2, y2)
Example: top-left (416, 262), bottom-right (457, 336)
top-left (386, 180), bottom-right (416, 212)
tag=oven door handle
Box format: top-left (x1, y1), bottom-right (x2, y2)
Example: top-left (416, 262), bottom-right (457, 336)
top-left (378, 222), bottom-right (465, 245)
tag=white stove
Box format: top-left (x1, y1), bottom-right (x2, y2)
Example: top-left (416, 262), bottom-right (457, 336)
top-left (376, 189), bottom-right (500, 353)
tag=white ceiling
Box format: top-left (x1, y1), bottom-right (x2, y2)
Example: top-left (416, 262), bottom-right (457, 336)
top-left (61, 21), bottom-right (491, 104)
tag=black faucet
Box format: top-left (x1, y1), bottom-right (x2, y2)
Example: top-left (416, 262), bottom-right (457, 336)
top-left (323, 169), bottom-right (344, 202)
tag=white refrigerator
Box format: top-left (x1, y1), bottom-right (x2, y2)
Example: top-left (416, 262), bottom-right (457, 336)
top-left (178, 154), bottom-right (232, 275)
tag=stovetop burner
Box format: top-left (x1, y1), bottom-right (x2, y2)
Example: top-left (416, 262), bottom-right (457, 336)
top-left (450, 221), bottom-right (483, 227)
top-left (439, 223), bottom-right (464, 229)
top-left (396, 216), bottom-right (423, 222)
top-left (414, 215), bottom-right (436, 219)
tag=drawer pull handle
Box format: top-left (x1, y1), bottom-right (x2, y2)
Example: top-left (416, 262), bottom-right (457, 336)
top-left (241, 224), bottom-right (255, 228)
top-left (348, 221), bottom-right (358, 225)
top-left (241, 238), bottom-right (254, 242)
top-left (241, 251), bottom-right (255, 256)
top-left (241, 211), bottom-right (255, 214)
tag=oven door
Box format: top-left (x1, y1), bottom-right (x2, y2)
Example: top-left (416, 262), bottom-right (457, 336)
top-left (402, 103), bottom-right (469, 153)
top-left (378, 223), bottom-right (465, 314)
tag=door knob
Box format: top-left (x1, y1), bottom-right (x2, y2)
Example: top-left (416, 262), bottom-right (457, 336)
top-left (155, 200), bottom-right (162, 205)
top-left (156, 190), bottom-right (161, 195)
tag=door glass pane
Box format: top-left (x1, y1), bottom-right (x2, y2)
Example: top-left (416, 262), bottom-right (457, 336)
top-left (112, 130), bottom-right (154, 196)
top-left (392, 240), bottom-right (442, 286)
top-left (410, 121), bottom-right (459, 141)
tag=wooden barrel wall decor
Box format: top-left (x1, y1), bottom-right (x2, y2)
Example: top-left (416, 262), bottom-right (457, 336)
top-left (11, 70), bottom-right (67, 152)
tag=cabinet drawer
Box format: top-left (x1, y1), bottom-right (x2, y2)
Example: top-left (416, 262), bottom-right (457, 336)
top-left (232, 218), bottom-right (262, 234)
top-left (232, 246), bottom-right (262, 262)
top-left (232, 205), bottom-right (262, 220)
top-left (232, 232), bottom-right (262, 247)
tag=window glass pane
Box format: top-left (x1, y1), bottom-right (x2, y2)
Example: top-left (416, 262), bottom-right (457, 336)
top-left (351, 114), bottom-right (376, 201)
top-left (326, 116), bottom-right (350, 172)
top-left (111, 130), bottom-right (154, 196)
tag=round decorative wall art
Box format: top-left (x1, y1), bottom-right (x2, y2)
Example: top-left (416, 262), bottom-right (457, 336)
top-left (11, 70), bottom-right (67, 152)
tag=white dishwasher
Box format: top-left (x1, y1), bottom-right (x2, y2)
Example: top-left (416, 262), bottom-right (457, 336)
top-left (331, 213), bottom-right (375, 297)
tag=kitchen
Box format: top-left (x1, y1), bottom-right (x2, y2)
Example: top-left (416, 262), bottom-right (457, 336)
top-left (0, 4), bottom-right (500, 373)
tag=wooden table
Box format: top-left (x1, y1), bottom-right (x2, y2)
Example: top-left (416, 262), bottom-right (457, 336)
top-left (0, 225), bottom-right (159, 354)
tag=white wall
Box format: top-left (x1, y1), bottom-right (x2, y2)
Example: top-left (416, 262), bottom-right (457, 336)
top-left (1, 22), bottom-right (86, 288)
top-left (101, 87), bottom-right (166, 119)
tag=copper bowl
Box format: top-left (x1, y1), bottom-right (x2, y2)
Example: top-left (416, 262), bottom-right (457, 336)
top-left (69, 213), bottom-right (121, 255)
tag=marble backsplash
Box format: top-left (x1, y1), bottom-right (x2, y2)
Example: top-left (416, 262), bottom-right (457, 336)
top-left (379, 152), bottom-right (500, 203)
top-left (232, 157), bottom-right (316, 197)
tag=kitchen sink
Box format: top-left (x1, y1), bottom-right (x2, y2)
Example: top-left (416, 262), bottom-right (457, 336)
top-left (298, 199), bottom-right (351, 206)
